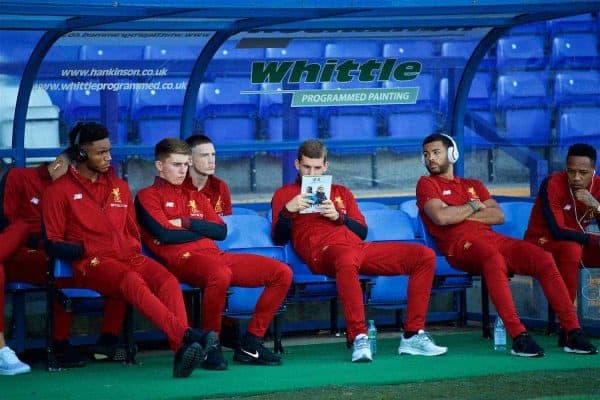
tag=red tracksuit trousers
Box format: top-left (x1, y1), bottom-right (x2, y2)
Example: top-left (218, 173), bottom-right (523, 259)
top-left (73, 254), bottom-right (189, 351)
top-left (447, 231), bottom-right (580, 338)
top-left (310, 242), bottom-right (436, 342)
top-left (0, 221), bottom-right (125, 340)
top-left (171, 248), bottom-right (292, 338)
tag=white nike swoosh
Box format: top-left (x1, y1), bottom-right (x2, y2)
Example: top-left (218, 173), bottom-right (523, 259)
top-left (241, 349), bottom-right (259, 358)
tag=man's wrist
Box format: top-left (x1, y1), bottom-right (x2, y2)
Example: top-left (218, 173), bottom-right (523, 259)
top-left (467, 201), bottom-right (478, 213)
top-left (595, 204), bottom-right (600, 214)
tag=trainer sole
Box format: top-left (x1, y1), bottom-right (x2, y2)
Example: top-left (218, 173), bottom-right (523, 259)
top-left (173, 342), bottom-right (202, 378)
top-left (510, 350), bottom-right (544, 357)
top-left (398, 347), bottom-right (448, 356)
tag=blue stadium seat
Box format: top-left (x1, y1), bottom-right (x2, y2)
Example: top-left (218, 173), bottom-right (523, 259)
top-left (496, 72), bottom-right (551, 146)
top-left (215, 215), bottom-right (287, 352)
top-left (399, 199), bottom-right (419, 237)
top-left (362, 209), bottom-right (414, 314)
top-left (79, 45), bottom-right (144, 60)
top-left (551, 33), bottom-right (599, 69)
top-left (259, 82), bottom-right (321, 142)
top-left (440, 39), bottom-right (495, 70)
top-left (132, 77), bottom-right (188, 144)
top-left (284, 242), bottom-right (340, 334)
top-left (496, 35), bottom-right (547, 71)
top-left (557, 107), bottom-right (600, 147)
top-left (265, 40), bottom-right (326, 59)
top-left (208, 40), bottom-right (265, 79)
top-left (492, 201), bottom-right (534, 239)
top-left (320, 79), bottom-right (381, 151)
top-left (554, 70), bottom-right (600, 108)
top-left (197, 79), bottom-right (260, 145)
top-left (415, 215), bottom-right (477, 332)
top-left (383, 73), bottom-right (438, 148)
top-left (65, 85), bottom-right (132, 144)
top-left (547, 13), bottom-right (597, 36)
top-left (218, 215), bottom-right (284, 261)
top-left (143, 45), bottom-right (202, 60)
top-left (214, 40), bottom-right (266, 60)
top-left (363, 209), bottom-right (415, 243)
top-left (357, 201), bottom-right (388, 212)
top-left (5, 282), bottom-right (45, 352)
top-left (231, 206), bottom-right (259, 215)
top-left (440, 72), bottom-right (495, 148)
top-left (382, 40), bottom-right (436, 59)
top-left (47, 258), bottom-right (136, 369)
top-left (507, 21), bottom-right (547, 36)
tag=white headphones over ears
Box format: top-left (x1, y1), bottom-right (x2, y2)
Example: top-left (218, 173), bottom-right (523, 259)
top-left (422, 133), bottom-right (460, 165)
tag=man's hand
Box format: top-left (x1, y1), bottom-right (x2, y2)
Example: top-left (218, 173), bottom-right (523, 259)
top-left (319, 199), bottom-right (340, 221)
top-left (169, 218), bottom-right (182, 227)
top-left (470, 199), bottom-right (487, 211)
top-left (574, 189), bottom-right (600, 209)
top-left (285, 193), bottom-right (313, 213)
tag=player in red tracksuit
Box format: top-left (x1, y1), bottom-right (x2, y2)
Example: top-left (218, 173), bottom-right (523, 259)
top-left (417, 132), bottom-right (597, 357)
top-left (136, 138), bottom-right (291, 369)
top-left (183, 134), bottom-right (239, 350)
top-left (525, 143), bottom-right (600, 345)
top-left (271, 139), bottom-right (447, 363)
top-left (42, 122), bottom-right (213, 378)
top-left (0, 150), bottom-right (127, 370)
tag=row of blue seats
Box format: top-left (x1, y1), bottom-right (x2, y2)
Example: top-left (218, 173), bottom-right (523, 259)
top-left (40, 68), bottom-right (599, 148)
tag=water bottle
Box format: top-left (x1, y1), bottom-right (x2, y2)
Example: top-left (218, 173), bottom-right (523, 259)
top-left (494, 316), bottom-right (506, 351)
top-left (367, 319), bottom-right (377, 356)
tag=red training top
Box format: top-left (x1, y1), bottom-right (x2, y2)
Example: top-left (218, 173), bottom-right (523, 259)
top-left (271, 179), bottom-right (365, 267)
top-left (43, 167), bottom-right (141, 271)
top-left (416, 174), bottom-right (493, 254)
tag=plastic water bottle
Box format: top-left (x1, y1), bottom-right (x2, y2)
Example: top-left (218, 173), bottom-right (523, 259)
top-left (367, 319), bottom-right (377, 356)
top-left (494, 316), bottom-right (506, 351)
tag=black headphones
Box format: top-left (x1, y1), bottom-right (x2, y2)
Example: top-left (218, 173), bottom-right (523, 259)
top-left (72, 124), bottom-right (88, 160)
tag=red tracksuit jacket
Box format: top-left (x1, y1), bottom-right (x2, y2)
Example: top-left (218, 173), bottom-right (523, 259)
top-left (136, 177), bottom-right (225, 267)
top-left (416, 174), bottom-right (493, 255)
top-left (42, 167), bottom-right (141, 271)
top-left (184, 175), bottom-right (232, 216)
top-left (271, 180), bottom-right (366, 267)
top-left (1, 163), bottom-right (52, 237)
top-left (526, 171), bottom-right (600, 245)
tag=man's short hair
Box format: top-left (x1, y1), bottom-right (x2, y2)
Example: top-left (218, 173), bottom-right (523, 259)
top-left (567, 143), bottom-right (597, 166)
top-left (422, 131), bottom-right (453, 150)
top-left (155, 138), bottom-right (191, 161)
top-left (185, 134), bottom-right (214, 149)
top-left (68, 122), bottom-right (109, 147)
top-left (298, 139), bottom-right (327, 162)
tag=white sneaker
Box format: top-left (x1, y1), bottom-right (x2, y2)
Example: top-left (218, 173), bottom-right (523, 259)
top-left (351, 334), bottom-right (372, 362)
top-left (0, 346), bottom-right (31, 375)
top-left (398, 330), bottom-right (448, 356)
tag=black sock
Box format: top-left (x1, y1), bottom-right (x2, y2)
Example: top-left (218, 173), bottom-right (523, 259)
top-left (404, 331), bottom-right (417, 339)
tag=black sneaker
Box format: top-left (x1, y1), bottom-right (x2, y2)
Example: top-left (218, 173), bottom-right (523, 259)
top-left (54, 340), bottom-right (86, 368)
top-left (510, 332), bottom-right (545, 357)
top-left (173, 342), bottom-right (202, 378)
top-left (89, 333), bottom-right (132, 362)
top-left (233, 333), bottom-right (282, 366)
top-left (220, 321), bottom-right (241, 350)
top-left (564, 329), bottom-right (598, 355)
top-left (201, 343), bottom-right (228, 370)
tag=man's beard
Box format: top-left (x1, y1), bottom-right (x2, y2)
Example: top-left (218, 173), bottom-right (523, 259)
top-left (427, 161), bottom-right (449, 175)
